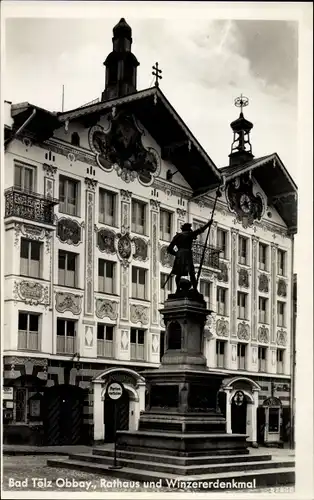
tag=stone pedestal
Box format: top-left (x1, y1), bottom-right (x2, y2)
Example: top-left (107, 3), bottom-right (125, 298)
top-left (116, 288), bottom-right (249, 457)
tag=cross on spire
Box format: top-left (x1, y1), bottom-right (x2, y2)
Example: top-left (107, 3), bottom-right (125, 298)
top-left (152, 62), bottom-right (162, 87)
top-left (234, 94), bottom-right (249, 114)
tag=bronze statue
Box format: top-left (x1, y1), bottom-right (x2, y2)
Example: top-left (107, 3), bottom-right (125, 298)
top-left (166, 221), bottom-right (212, 293)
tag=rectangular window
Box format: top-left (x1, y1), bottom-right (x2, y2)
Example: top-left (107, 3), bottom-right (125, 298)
top-left (217, 287), bottom-right (227, 316)
top-left (217, 228), bottom-right (228, 259)
top-left (98, 259), bottom-right (115, 294)
top-left (278, 250), bottom-right (286, 276)
top-left (259, 243), bottom-right (268, 271)
top-left (277, 301), bottom-right (286, 327)
top-left (99, 189), bottom-right (116, 226)
top-left (14, 162), bottom-right (35, 192)
top-left (160, 209), bottom-right (173, 242)
top-left (97, 324), bottom-right (114, 357)
top-left (238, 236), bottom-right (248, 265)
top-left (132, 200), bottom-right (146, 235)
top-left (258, 346), bottom-right (267, 372)
top-left (193, 220), bottom-right (206, 244)
top-left (56, 318), bottom-right (76, 354)
top-left (259, 297), bottom-right (268, 324)
top-left (20, 239), bottom-right (41, 278)
top-left (132, 266), bottom-right (147, 299)
top-left (237, 343), bottom-right (246, 370)
top-left (59, 176), bottom-right (79, 216)
top-left (130, 328), bottom-right (145, 360)
top-left (58, 250), bottom-right (77, 287)
top-left (277, 349), bottom-right (284, 374)
top-left (237, 292), bottom-right (248, 319)
top-left (200, 280), bottom-right (211, 309)
top-left (18, 312), bottom-right (40, 351)
top-left (216, 340), bottom-right (226, 368)
top-left (160, 273), bottom-right (174, 303)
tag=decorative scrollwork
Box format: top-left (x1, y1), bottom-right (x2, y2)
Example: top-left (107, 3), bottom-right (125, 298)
top-left (258, 325), bottom-right (269, 343)
top-left (277, 278), bottom-right (287, 297)
top-left (237, 321), bottom-right (250, 341)
top-left (95, 298), bottom-right (118, 320)
top-left (216, 318), bottom-right (229, 338)
top-left (130, 304), bottom-right (149, 326)
top-left (97, 228), bottom-right (116, 254)
top-left (55, 292), bottom-right (82, 315)
top-left (117, 233), bottom-right (132, 260)
top-left (133, 237), bottom-right (148, 261)
top-left (13, 280), bottom-right (49, 307)
top-left (57, 218), bottom-right (82, 245)
top-left (258, 273), bottom-right (269, 293)
top-left (277, 329), bottom-right (287, 346)
top-left (160, 245), bottom-right (175, 268)
top-left (238, 267), bottom-right (249, 288)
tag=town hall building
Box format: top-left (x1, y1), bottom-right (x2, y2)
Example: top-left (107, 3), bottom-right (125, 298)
top-left (3, 19), bottom-right (297, 448)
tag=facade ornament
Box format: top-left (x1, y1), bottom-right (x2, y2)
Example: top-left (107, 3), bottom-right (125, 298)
top-left (277, 329), bottom-right (287, 346)
top-left (238, 267), bottom-right (249, 288)
top-left (237, 321), bottom-right (250, 341)
top-left (225, 173), bottom-right (264, 228)
top-left (130, 304), bottom-right (149, 326)
top-left (150, 199), bottom-right (160, 211)
top-left (133, 237), bottom-right (149, 261)
top-left (277, 278), bottom-right (287, 297)
top-left (258, 325), bottom-right (269, 343)
top-left (56, 218), bottom-right (83, 245)
top-left (176, 208), bottom-right (186, 219)
top-left (216, 318), bottom-right (229, 338)
top-left (13, 280), bottom-right (49, 307)
top-left (55, 292), bottom-right (82, 315)
top-left (120, 189), bottom-right (132, 202)
top-left (117, 232), bottom-right (132, 262)
top-left (42, 163), bottom-right (57, 178)
top-left (258, 273), bottom-right (269, 293)
top-left (160, 245), bottom-right (175, 268)
top-left (67, 152), bottom-right (76, 163)
top-left (96, 228), bottom-right (116, 254)
top-left (95, 298), bottom-right (118, 320)
top-left (84, 177), bottom-right (98, 191)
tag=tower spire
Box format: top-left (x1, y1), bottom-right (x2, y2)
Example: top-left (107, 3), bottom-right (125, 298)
top-left (102, 18), bottom-right (140, 101)
top-left (229, 94), bottom-right (254, 167)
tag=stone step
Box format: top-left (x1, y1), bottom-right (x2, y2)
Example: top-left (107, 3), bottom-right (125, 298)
top-left (92, 448), bottom-right (272, 466)
top-left (67, 452), bottom-right (294, 476)
top-left (109, 443), bottom-right (249, 457)
top-left (47, 458), bottom-right (295, 489)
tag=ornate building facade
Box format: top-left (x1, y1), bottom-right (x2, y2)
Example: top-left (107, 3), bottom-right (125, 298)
top-left (3, 19), bottom-right (297, 447)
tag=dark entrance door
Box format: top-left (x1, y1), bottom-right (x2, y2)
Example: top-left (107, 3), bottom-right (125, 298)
top-left (257, 406), bottom-right (266, 444)
top-left (104, 389), bottom-right (129, 442)
top-left (43, 384), bottom-right (84, 445)
top-left (231, 391), bottom-right (247, 434)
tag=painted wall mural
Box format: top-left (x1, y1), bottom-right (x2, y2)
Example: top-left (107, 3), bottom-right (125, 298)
top-left (96, 228), bottom-right (116, 254)
top-left (95, 298), bottom-right (118, 320)
top-left (237, 321), bottom-right (250, 341)
top-left (258, 325), bottom-right (269, 344)
top-left (57, 217), bottom-right (83, 245)
top-left (238, 267), bottom-right (249, 288)
top-left (225, 174), bottom-right (264, 228)
top-left (55, 292), bottom-right (82, 315)
top-left (258, 273), bottom-right (269, 293)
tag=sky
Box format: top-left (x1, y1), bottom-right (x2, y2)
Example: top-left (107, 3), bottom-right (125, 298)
top-left (4, 11), bottom-right (299, 180)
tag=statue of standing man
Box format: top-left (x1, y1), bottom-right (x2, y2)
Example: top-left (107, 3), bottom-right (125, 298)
top-left (166, 220), bottom-right (212, 293)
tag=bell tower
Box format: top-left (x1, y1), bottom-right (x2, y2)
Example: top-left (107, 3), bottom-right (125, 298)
top-left (101, 18), bottom-right (140, 101)
top-left (229, 95), bottom-right (254, 167)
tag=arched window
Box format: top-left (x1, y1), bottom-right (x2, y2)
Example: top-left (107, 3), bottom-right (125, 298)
top-left (167, 321), bottom-right (182, 350)
top-left (71, 132), bottom-right (80, 147)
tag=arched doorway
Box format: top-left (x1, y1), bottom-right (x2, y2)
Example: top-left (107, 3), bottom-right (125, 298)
top-left (103, 386), bottom-right (130, 442)
top-left (92, 367), bottom-right (146, 443)
top-left (231, 391), bottom-right (247, 434)
top-left (42, 384), bottom-right (84, 445)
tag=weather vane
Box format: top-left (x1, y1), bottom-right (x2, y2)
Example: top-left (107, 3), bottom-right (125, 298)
top-left (152, 62), bottom-right (162, 87)
top-left (234, 94), bottom-right (249, 114)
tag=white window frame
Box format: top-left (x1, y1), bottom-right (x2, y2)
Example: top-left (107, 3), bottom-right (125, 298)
top-left (97, 323), bottom-right (114, 358)
top-left (258, 346), bottom-right (267, 372)
top-left (18, 312), bottom-right (40, 351)
top-left (58, 250), bottom-right (78, 288)
top-left (237, 343), bottom-right (246, 370)
top-left (98, 259), bottom-right (115, 294)
top-left (130, 328), bottom-right (145, 360)
top-left (56, 318), bottom-right (76, 354)
top-left (132, 266), bottom-right (147, 300)
top-left (216, 340), bottom-right (226, 368)
top-left (59, 175), bottom-right (79, 216)
top-left (131, 199), bottom-right (146, 235)
top-left (238, 236), bottom-right (248, 265)
top-left (20, 238), bottom-right (42, 278)
top-left (99, 188), bottom-right (117, 226)
top-left (237, 292), bottom-right (248, 320)
top-left (258, 297), bottom-right (268, 324)
top-left (277, 301), bottom-right (286, 327)
top-left (14, 162), bottom-right (35, 192)
top-left (217, 287), bottom-right (227, 316)
top-left (217, 228), bottom-right (228, 259)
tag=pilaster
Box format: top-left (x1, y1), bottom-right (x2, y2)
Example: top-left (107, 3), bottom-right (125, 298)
top-left (150, 200), bottom-right (160, 327)
top-left (84, 178), bottom-right (97, 317)
top-left (251, 236), bottom-right (259, 342)
top-left (230, 229), bottom-right (239, 337)
top-left (270, 243), bottom-right (278, 345)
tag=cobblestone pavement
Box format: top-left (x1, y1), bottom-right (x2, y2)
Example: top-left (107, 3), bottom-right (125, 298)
top-left (2, 455), bottom-right (294, 494)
